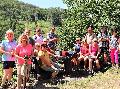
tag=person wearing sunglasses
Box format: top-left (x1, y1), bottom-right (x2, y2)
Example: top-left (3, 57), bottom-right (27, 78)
top-left (88, 38), bottom-right (101, 75)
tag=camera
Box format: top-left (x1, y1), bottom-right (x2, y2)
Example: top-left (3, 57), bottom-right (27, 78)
top-left (24, 55), bottom-right (29, 59)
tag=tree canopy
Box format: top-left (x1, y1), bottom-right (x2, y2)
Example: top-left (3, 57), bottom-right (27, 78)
top-left (59, 0), bottom-right (120, 50)
top-left (0, 0), bottom-right (64, 40)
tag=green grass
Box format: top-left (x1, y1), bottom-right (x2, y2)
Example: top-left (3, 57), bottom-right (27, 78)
top-left (0, 63), bottom-right (3, 77)
top-left (0, 62), bottom-right (120, 89)
top-left (45, 68), bottom-right (120, 89)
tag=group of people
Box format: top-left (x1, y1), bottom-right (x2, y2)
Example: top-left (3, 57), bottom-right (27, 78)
top-left (0, 24), bottom-right (120, 89)
top-left (73, 25), bottom-right (120, 75)
top-left (0, 26), bottom-right (60, 89)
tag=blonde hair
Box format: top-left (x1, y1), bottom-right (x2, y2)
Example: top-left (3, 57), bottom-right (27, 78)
top-left (24, 28), bottom-right (31, 33)
top-left (18, 34), bottom-right (29, 44)
top-left (5, 29), bottom-right (14, 40)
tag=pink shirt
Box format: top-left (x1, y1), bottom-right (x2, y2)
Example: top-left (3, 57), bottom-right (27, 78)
top-left (89, 44), bottom-right (98, 56)
top-left (15, 44), bottom-right (33, 65)
top-left (80, 46), bottom-right (89, 56)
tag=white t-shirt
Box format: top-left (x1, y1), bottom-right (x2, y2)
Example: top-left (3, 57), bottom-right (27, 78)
top-left (33, 34), bottom-right (44, 45)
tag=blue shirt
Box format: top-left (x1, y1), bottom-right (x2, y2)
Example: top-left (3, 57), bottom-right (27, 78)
top-left (0, 40), bottom-right (17, 61)
top-left (74, 43), bottom-right (80, 53)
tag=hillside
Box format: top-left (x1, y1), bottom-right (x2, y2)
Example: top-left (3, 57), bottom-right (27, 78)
top-left (0, 0), bottom-right (64, 40)
top-left (0, 0), bottom-right (39, 39)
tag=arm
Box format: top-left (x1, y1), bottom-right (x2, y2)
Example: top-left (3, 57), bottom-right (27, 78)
top-left (0, 46), bottom-right (10, 55)
top-left (89, 44), bottom-right (92, 55)
top-left (96, 46), bottom-right (100, 58)
top-left (49, 38), bottom-right (59, 42)
top-left (47, 51), bottom-right (57, 57)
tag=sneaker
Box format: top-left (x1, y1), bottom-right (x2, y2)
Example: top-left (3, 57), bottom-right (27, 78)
top-left (88, 70), bottom-right (94, 75)
top-left (112, 64), bottom-right (116, 69)
top-left (7, 81), bottom-right (14, 86)
top-left (116, 64), bottom-right (119, 69)
top-left (11, 83), bottom-right (17, 89)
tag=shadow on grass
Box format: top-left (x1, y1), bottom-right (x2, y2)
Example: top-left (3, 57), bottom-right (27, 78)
top-left (34, 78), bottom-right (68, 89)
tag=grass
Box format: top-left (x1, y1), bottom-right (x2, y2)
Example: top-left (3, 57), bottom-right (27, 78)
top-left (45, 67), bottom-right (120, 89)
top-left (0, 63), bottom-right (3, 77)
top-left (0, 62), bottom-right (120, 89)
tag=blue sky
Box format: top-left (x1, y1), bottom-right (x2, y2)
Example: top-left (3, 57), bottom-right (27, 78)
top-left (18, 0), bottom-right (67, 9)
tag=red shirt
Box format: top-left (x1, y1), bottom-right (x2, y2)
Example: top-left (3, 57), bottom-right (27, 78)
top-left (80, 45), bottom-right (89, 56)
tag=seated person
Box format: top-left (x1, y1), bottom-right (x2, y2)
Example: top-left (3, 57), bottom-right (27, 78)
top-left (78, 39), bottom-right (89, 69)
top-left (73, 37), bottom-right (81, 53)
top-left (88, 38), bottom-right (100, 74)
top-left (38, 43), bottom-right (61, 78)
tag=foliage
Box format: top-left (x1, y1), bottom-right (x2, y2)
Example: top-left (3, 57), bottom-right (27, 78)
top-left (0, 0), bottom-right (64, 41)
top-left (59, 0), bottom-right (120, 50)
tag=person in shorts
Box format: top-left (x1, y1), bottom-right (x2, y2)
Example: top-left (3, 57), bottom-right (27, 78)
top-left (0, 30), bottom-right (17, 88)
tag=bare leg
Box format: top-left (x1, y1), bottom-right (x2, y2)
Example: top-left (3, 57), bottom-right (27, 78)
top-left (1, 69), bottom-right (9, 85)
top-left (95, 59), bottom-right (100, 69)
top-left (89, 58), bottom-right (93, 71)
top-left (7, 68), bottom-right (13, 81)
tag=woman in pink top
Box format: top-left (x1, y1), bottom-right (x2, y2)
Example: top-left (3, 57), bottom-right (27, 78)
top-left (78, 39), bottom-right (89, 69)
top-left (15, 34), bottom-right (33, 89)
top-left (89, 38), bottom-right (100, 74)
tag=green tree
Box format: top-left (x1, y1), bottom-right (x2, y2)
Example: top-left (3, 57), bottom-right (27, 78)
top-left (59, 0), bottom-right (120, 50)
